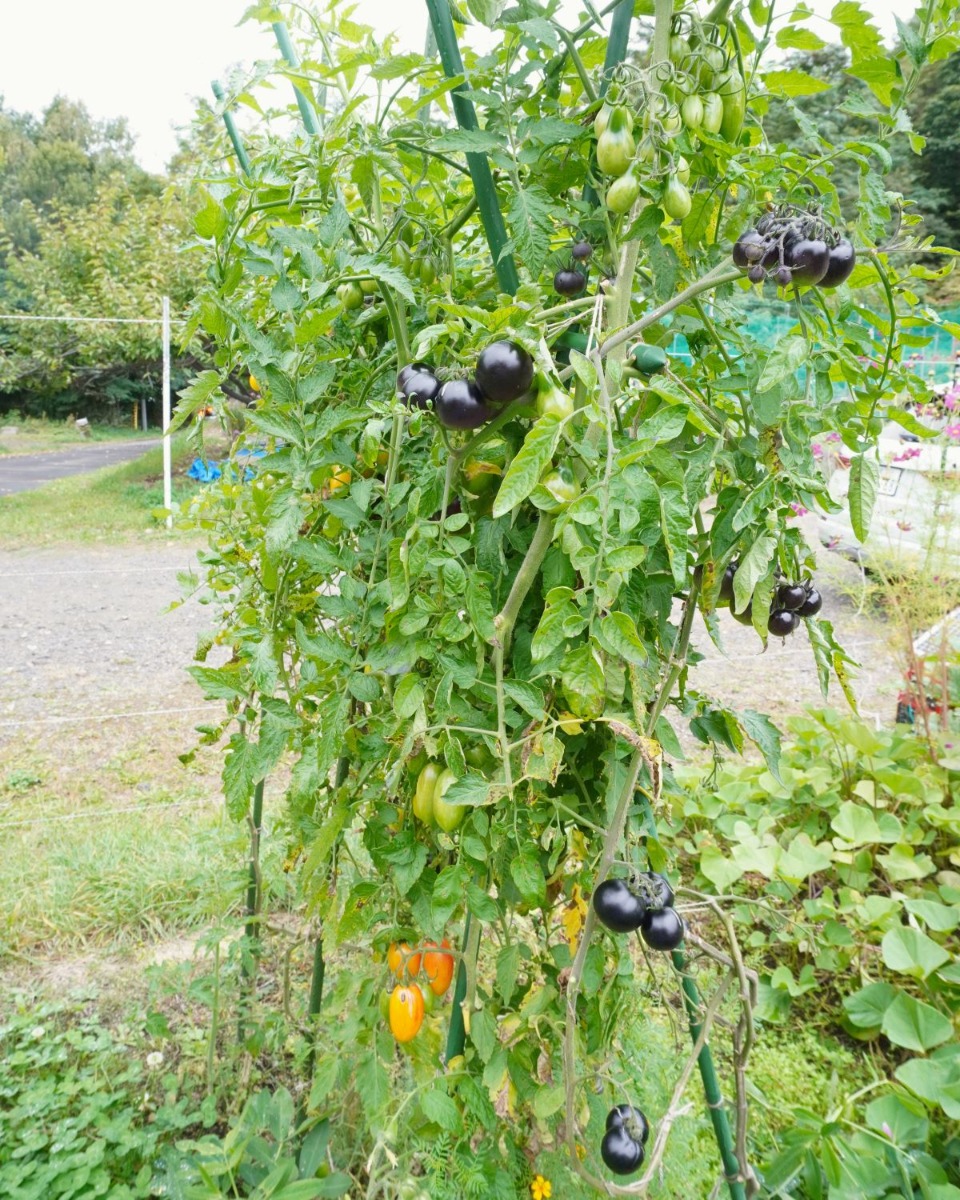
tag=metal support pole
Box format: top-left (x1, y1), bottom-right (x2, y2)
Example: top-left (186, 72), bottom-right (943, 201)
top-left (273, 21), bottom-right (323, 136)
top-left (210, 81), bottom-right (252, 175)
top-left (162, 296), bottom-right (172, 529)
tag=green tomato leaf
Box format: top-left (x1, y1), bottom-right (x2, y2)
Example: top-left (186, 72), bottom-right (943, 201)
top-left (496, 944), bottom-right (521, 1005)
top-left (597, 611), bottom-right (648, 665)
top-left (560, 641), bottom-right (606, 719)
top-left (762, 69), bottom-right (833, 96)
top-left (492, 416), bottom-right (561, 518)
top-left (658, 481), bottom-right (689, 588)
top-left (392, 674), bottom-right (425, 720)
top-left (849, 453), bottom-right (879, 542)
top-left (732, 534), bottom-right (776, 615)
top-left (506, 184), bottom-right (555, 279)
top-left (742, 709), bottom-right (782, 782)
top-left (756, 336), bottom-right (809, 393)
top-left (420, 1088), bottom-right (462, 1132)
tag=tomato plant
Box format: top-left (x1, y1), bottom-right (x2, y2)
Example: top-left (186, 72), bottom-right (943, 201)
top-left (180, 0), bottom-right (959, 1194)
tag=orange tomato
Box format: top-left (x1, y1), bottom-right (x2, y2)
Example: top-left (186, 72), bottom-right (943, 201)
top-left (388, 983), bottom-right (424, 1043)
top-left (422, 939), bottom-right (455, 997)
top-left (328, 468), bottom-right (352, 495)
top-left (387, 941), bottom-right (422, 980)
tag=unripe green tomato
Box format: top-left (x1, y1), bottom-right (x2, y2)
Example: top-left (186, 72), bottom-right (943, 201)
top-left (661, 106), bottom-right (683, 138)
top-left (596, 125), bottom-right (636, 178)
top-left (676, 155), bottom-right (691, 185)
top-left (414, 762), bottom-right (441, 825)
top-left (432, 769), bottom-right (465, 833)
top-left (663, 175), bottom-right (692, 220)
top-left (536, 381), bottom-right (575, 420)
top-left (716, 69), bottom-right (746, 141)
top-left (420, 982), bottom-right (438, 1014)
top-left (542, 466), bottom-right (580, 506)
top-left (359, 278), bottom-right (378, 295)
top-left (669, 33), bottom-right (690, 63)
top-left (379, 989), bottom-right (391, 1021)
top-left (680, 94), bottom-right (704, 130)
top-left (636, 136), bottom-right (657, 164)
top-left (701, 92), bottom-right (724, 134)
top-left (391, 243), bottom-right (412, 272)
top-left (593, 101), bottom-right (613, 138)
top-left (606, 170), bottom-right (641, 216)
top-left (337, 282), bottom-right (364, 310)
top-left (698, 43), bottom-right (725, 86)
top-left (419, 257), bottom-right (438, 286)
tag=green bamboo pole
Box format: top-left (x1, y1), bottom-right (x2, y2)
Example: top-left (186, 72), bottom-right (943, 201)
top-left (273, 20), bottom-right (323, 136)
top-left (424, 0), bottom-right (520, 295)
top-left (211, 81), bottom-right (252, 175)
top-left (582, 0), bottom-right (634, 208)
top-left (418, 23), bottom-right (439, 121)
top-left (244, 779), bottom-right (266, 968)
top-left (443, 913), bottom-right (471, 1064)
top-left (672, 949), bottom-right (747, 1200)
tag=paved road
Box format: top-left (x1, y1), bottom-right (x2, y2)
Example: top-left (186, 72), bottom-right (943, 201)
top-left (0, 440), bottom-right (160, 496)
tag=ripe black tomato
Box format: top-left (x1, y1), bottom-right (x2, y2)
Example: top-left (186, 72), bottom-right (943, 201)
top-left (554, 268), bottom-right (587, 297)
top-left (768, 609), bottom-right (800, 637)
top-left (606, 1105), bottom-right (650, 1144)
top-left (397, 363), bottom-right (440, 409)
top-left (640, 907), bottom-right (685, 951)
top-left (776, 582), bottom-right (807, 612)
top-left (593, 878), bottom-right (646, 933)
top-left (600, 1126), bottom-right (645, 1176)
top-left (719, 562), bottom-right (737, 605)
top-left (819, 239), bottom-right (856, 288)
top-left (732, 229), bottom-right (766, 268)
top-left (784, 238), bottom-right (830, 285)
top-left (475, 341), bottom-right (534, 404)
top-left (435, 379), bottom-right (496, 429)
top-left (571, 241), bottom-right (593, 261)
top-left (797, 587), bottom-right (822, 617)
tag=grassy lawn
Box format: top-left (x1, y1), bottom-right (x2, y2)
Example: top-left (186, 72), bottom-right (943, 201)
top-left (0, 436), bottom-right (202, 548)
top-left (0, 415), bottom-right (155, 456)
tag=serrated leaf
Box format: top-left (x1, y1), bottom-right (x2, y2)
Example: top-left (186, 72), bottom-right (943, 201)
top-left (188, 665), bottom-right (246, 700)
top-left (598, 612), bottom-right (647, 665)
top-left (775, 27), bottom-right (826, 50)
top-left (763, 69), bottom-right (832, 97)
top-left (849, 453), bottom-right (879, 542)
top-left (492, 416), bottom-right (561, 517)
top-left (435, 129), bottom-right (503, 153)
top-left (560, 641), bottom-right (606, 719)
top-left (393, 674), bottom-right (424, 720)
top-left (506, 185), bottom-right (554, 279)
top-left (420, 1088), bottom-right (462, 1132)
top-left (658, 481), bottom-right (689, 588)
top-left (503, 680), bottom-right (546, 718)
top-left (496, 944), bottom-right (521, 1004)
top-left (756, 336), bottom-right (809, 392)
top-left (223, 732), bottom-right (261, 821)
top-left (742, 709), bottom-right (782, 782)
top-left (510, 846), bottom-right (545, 905)
top-left (440, 773), bottom-right (493, 807)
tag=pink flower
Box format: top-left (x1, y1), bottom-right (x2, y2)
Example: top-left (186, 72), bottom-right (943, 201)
top-left (812, 443), bottom-right (823, 460)
top-left (789, 502), bottom-right (809, 517)
top-left (826, 432), bottom-right (841, 443)
top-left (945, 423), bottom-right (960, 440)
top-left (893, 446), bottom-right (922, 462)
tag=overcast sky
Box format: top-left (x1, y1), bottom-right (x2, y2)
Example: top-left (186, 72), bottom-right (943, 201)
top-left (1, 0), bottom-right (905, 173)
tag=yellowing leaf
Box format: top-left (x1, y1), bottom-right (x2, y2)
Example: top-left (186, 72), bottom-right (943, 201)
top-left (562, 884), bottom-right (588, 952)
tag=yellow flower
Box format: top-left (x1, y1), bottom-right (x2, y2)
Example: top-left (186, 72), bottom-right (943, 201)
top-left (531, 1175), bottom-right (552, 1200)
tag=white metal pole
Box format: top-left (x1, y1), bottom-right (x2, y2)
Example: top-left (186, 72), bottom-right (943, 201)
top-left (161, 296), bottom-right (172, 529)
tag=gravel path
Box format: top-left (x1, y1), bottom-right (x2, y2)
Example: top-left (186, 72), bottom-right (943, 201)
top-left (0, 542), bottom-right (220, 742)
top-left (0, 527), bottom-right (903, 762)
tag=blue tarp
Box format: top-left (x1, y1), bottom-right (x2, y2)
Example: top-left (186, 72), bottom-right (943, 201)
top-left (186, 449), bottom-right (267, 483)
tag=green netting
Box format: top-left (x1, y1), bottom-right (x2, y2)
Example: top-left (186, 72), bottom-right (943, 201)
top-left (666, 301), bottom-right (960, 386)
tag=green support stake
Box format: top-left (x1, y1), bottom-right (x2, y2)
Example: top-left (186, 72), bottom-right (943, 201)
top-left (582, 0), bottom-right (634, 208)
top-left (211, 81), bottom-right (252, 176)
top-left (244, 778), bottom-right (266, 968)
top-left (443, 913), bottom-right (471, 1065)
top-left (273, 20), bottom-right (323, 136)
top-left (424, 0), bottom-right (520, 296)
top-left (672, 949), bottom-right (748, 1200)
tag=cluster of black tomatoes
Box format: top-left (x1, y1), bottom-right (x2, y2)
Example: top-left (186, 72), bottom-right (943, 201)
top-left (733, 207), bottom-right (856, 289)
top-left (719, 561), bottom-right (823, 636)
top-left (553, 240), bottom-right (593, 297)
top-left (592, 872), bottom-right (684, 951)
top-left (396, 340), bottom-right (534, 430)
top-left (601, 1103), bottom-right (651, 1176)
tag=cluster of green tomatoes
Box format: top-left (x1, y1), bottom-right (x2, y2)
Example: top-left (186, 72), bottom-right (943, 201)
top-left (594, 23), bottom-right (746, 221)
